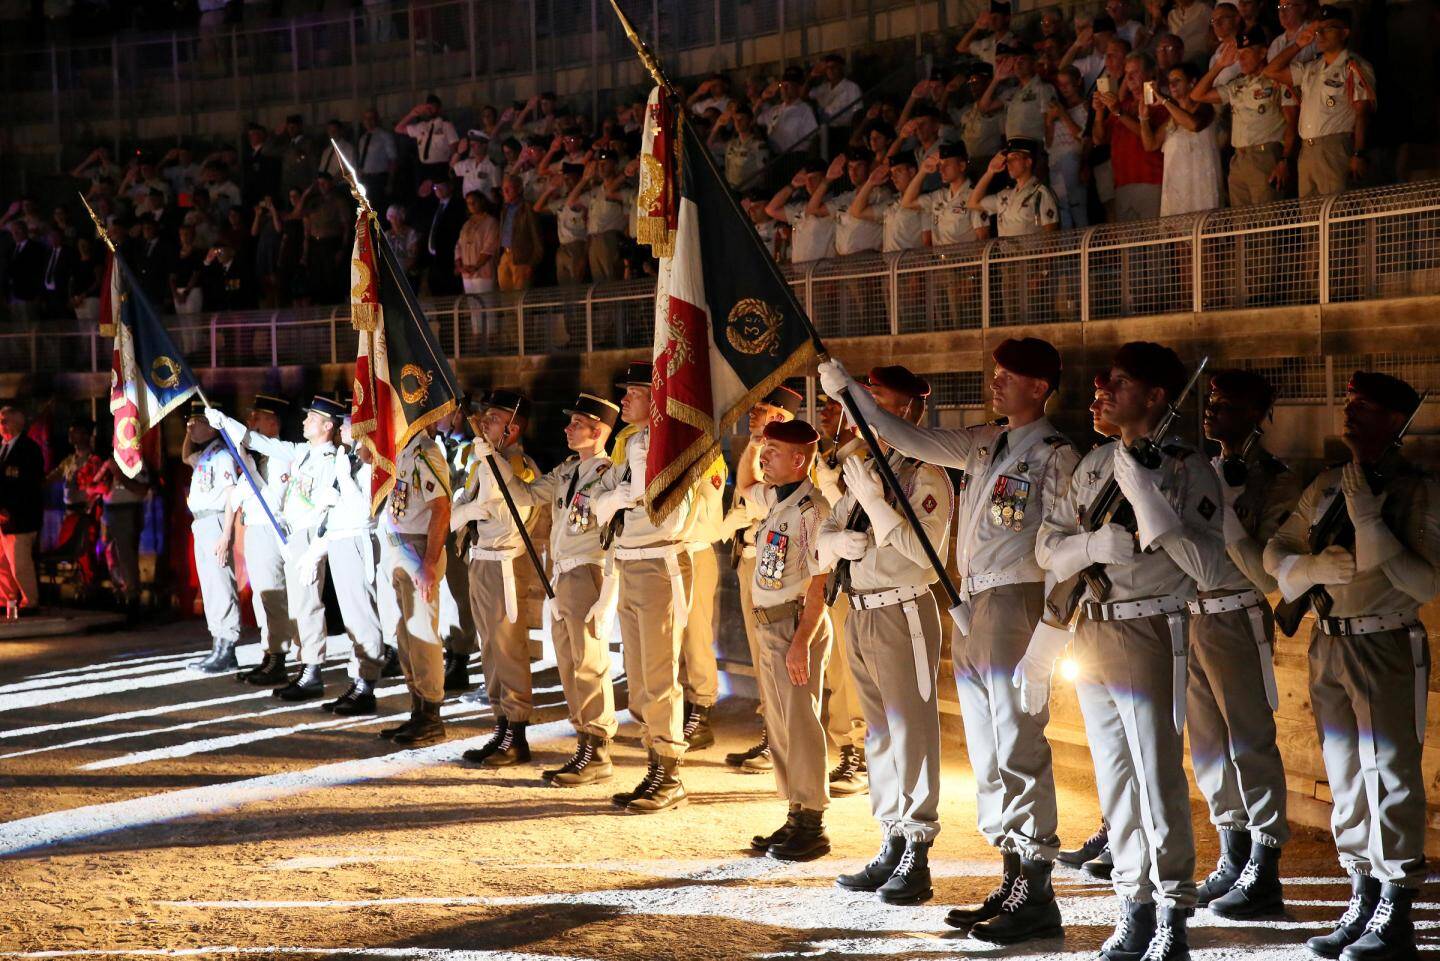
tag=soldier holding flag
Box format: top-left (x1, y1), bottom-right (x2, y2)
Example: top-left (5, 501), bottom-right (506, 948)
top-left (183, 400), bottom-right (243, 673)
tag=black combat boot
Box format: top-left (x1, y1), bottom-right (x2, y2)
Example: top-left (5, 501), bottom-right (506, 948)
top-left (324, 678), bottom-right (378, 716)
top-left (392, 698), bottom-right (445, 746)
top-left (626, 751), bottom-right (686, 813)
top-left (1101, 898), bottom-right (1157, 961)
top-left (461, 717), bottom-right (511, 764)
top-left (379, 695), bottom-right (422, 739)
top-left (877, 839), bottom-right (932, 905)
top-left (828, 745), bottom-right (868, 796)
top-left (752, 806), bottom-right (801, 852)
top-left (1196, 828), bottom-right (1251, 907)
top-left (612, 754), bottom-right (659, 808)
top-left (682, 702), bottom-right (715, 751)
top-left (1308, 874), bottom-right (1382, 959)
top-left (480, 720), bottom-right (529, 767)
top-left (1339, 882), bottom-right (1416, 961)
top-left (969, 857), bottom-right (1064, 944)
top-left (242, 650), bottom-right (289, 686)
top-left (543, 736), bottom-right (588, 782)
top-left (552, 734), bottom-right (613, 786)
top-left (946, 850), bottom-right (1021, 928)
top-left (725, 727), bottom-right (772, 771)
top-left (442, 651), bottom-right (470, 693)
top-left (380, 644), bottom-right (402, 678)
top-left (768, 808), bottom-right (830, 862)
top-left (1057, 821), bottom-right (1108, 866)
top-left (1209, 840), bottom-right (1284, 919)
top-left (273, 664), bottom-right (325, 701)
top-left (201, 638), bottom-right (239, 674)
top-left (1139, 906), bottom-right (1190, 961)
top-left (1085, 846), bottom-right (1114, 879)
top-left (188, 637), bottom-right (222, 672)
top-left (836, 834), bottom-right (906, 892)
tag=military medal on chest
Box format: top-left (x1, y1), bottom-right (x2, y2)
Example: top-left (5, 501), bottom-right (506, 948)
top-left (390, 477), bottom-right (410, 519)
top-left (567, 491), bottom-right (593, 532)
top-left (757, 529), bottom-right (789, 590)
top-left (990, 474), bottom-right (1032, 532)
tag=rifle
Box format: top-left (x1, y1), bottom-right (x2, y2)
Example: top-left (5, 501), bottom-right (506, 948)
top-left (1043, 356), bottom-right (1210, 627)
top-left (1273, 390), bottom-right (1429, 637)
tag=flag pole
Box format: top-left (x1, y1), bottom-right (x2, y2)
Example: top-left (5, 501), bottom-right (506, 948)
top-left (82, 194), bottom-right (288, 547)
top-left (605, 1), bottom-right (963, 612)
top-left (332, 144), bottom-right (553, 600)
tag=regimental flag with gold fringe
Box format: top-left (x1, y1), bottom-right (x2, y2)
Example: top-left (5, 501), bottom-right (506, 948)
top-left (641, 95), bottom-right (816, 524)
top-left (101, 249), bottom-right (199, 478)
top-left (349, 210), bottom-right (461, 514)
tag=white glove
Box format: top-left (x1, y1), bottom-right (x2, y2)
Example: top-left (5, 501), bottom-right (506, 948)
top-left (1276, 545), bottom-right (1357, 600)
top-left (1112, 446), bottom-right (1180, 549)
top-left (203, 407), bottom-right (225, 429)
top-left (592, 488), bottom-right (625, 528)
top-left (1012, 619), bottom-right (1072, 716)
top-left (1087, 523), bottom-right (1137, 565)
top-left (813, 456), bottom-right (843, 503)
top-left (1342, 462), bottom-right (1401, 571)
top-left (816, 528), bottom-right (868, 569)
top-left (586, 574), bottom-right (619, 629)
top-left (817, 358), bottom-right (857, 400)
top-left (299, 535), bottom-right (328, 575)
top-left (843, 456), bottom-right (902, 545)
top-left (471, 435), bottom-right (496, 460)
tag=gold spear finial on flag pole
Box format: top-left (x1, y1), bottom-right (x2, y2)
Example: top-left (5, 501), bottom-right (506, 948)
top-left (78, 193), bottom-right (116, 255)
top-left (606, 0), bottom-right (676, 96)
top-left (330, 138), bottom-right (373, 215)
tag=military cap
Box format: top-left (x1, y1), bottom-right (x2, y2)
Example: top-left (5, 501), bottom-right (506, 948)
top-left (997, 40), bottom-right (1034, 57)
top-left (782, 65), bottom-right (807, 84)
top-left (615, 361), bottom-right (653, 389)
top-left (252, 394), bottom-right (290, 415)
top-left (1112, 341), bottom-right (1187, 402)
top-left (799, 157), bottom-right (829, 174)
top-left (307, 395), bottom-right (347, 418)
top-left (993, 337), bottom-right (1062, 391)
top-left (1315, 4), bottom-right (1351, 25)
top-left (889, 150), bottom-right (919, 168)
top-left (868, 365), bottom-right (931, 399)
top-left (188, 398), bottom-right (216, 419)
top-left (990, 0), bottom-right (1012, 13)
top-left (966, 61), bottom-right (995, 78)
top-left (938, 142), bottom-right (969, 160)
top-left (1091, 13), bottom-right (1117, 32)
top-left (563, 393), bottom-right (621, 429)
top-left (1235, 25), bottom-right (1268, 49)
top-left (763, 419), bottom-right (821, 446)
top-left (483, 388), bottom-right (530, 420)
top-left (1347, 371), bottom-right (1420, 416)
top-left (1005, 136), bottom-right (1043, 157)
top-left (759, 385), bottom-right (803, 415)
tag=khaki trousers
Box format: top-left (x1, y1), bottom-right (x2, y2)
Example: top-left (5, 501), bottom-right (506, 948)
top-left (823, 597), bottom-right (866, 750)
top-left (328, 533), bottom-right (385, 681)
top-left (551, 564), bottom-right (618, 739)
top-left (283, 527), bottom-right (329, 666)
top-left (191, 514), bottom-right (239, 643)
top-left (1187, 603), bottom-right (1290, 847)
top-left (497, 250), bottom-right (533, 292)
top-left (846, 591), bottom-right (944, 842)
top-left (737, 553), bottom-right (766, 717)
top-left (378, 533), bottom-right (446, 703)
top-left (1310, 623), bottom-right (1430, 887)
top-left (555, 240), bottom-right (588, 285)
top-left (587, 230), bottom-right (623, 283)
top-left (1228, 142), bottom-right (1283, 207)
top-left (469, 557), bottom-right (534, 723)
top-left (244, 521), bottom-right (293, 654)
top-left (617, 552), bottom-right (692, 759)
top-left (1298, 132), bottom-right (1351, 199)
top-left (439, 529), bottom-right (476, 656)
top-left (756, 606), bottom-right (833, 811)
top-left (952, 582), bottom-right (1060, 860)
top-left (1074, 612), bottom-right (1196, 908)
top-left (679, 545), bottom-right (719, 708)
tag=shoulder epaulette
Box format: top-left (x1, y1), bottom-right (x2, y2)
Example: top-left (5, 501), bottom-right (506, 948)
top-left (1090, 436), bottom-right (1118, 450)
top-left (798, 494), bottom-right (815, 511)
top-left (1043, 434), bottom-right (1070, 448)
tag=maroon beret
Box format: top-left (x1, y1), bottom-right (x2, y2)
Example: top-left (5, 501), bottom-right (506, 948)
top-left (1209, 368), bottom-right (1275, 411)
top-left (1112, 341), bottom-right (1186, 402)
top-left (868, 365), bottom-right (931, 399)
top-left (1348, 370), bottom-right (1421, 416)
top-left (993, 337), bottom-right (1062, 390)
top-left (763, 419), bottom-right (820, 446)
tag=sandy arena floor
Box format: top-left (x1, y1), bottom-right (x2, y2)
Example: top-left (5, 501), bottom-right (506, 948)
top-left (0, 622), bottom-right (1434, 960)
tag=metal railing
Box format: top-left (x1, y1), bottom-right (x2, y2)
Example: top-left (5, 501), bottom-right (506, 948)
top-left (11, 179), bottom-right (1440, 379)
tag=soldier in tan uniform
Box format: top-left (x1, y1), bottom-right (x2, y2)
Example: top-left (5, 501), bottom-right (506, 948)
top-left (594, 362), bottom-right (696, 813)
top-left (825, 339), bottom-right (1076, 943)
top-left (1192, 27), bottom-right (1298, 207)
top-left (457, 390), bottom-right (542, 768)
top-left (1035, 343), bottom-right (1216, 961)
top-left (1187, 370), bottom-right (1299, 918)
top-left (723, 385), bottom-right (803, 774)
top-left (816, 365), bottom-right (953, 906)
top-left (738, 419), bottom-right (835, 861)
top-left (431, 405), bottom-right (478, 695)
top-left (1265, 372), bottom-right (1438, 961)
top-left (503, 393), bottom-right (621, 785)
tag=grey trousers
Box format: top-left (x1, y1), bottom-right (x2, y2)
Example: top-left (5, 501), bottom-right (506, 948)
top-left (439, 529), bottom-right (476, 656)
top-left (617, 552), bottom-right (693, 760)
top-left (1310, 624), bottom-right (1430, 888)
top-left (1074, 612), bottom-right (1197, 908)
top-left (679, 545), bottom-right (720, 708)
top-left (104, 502), bottom-right (143, 601)
top-left (846, 591), bottom-right (943, 843)
top-left (550, 564), bottom-right (617, 739)
top-left (953, 582), bottom-right (1061, 861)
top-left (377, 533), bottom-right (446, 703)
top-left (756, 608), bottom-right (832, 811)
top-left (244, 521), bottom-right (293, 655)
top-left (328, 533), bottom-right (384, 682)
top-left (1187, 603), bottom-right (1290, 847)
top-left (284, 528), bottom-right (329, 666)
top-left (192, 514), bottom-right (239, 643)
top-left (469, 557), bottom-right (534, 724)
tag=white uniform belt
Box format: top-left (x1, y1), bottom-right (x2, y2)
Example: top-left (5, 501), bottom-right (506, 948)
top-left (613, 543), bottom-right (681, 561)
top-left (468, 546), bottom-right (521, 562)
top-left (552, 555), bottom-right (600, 577)
top-left (963, 570), bottom-right (1037, 595)
top-left (614, 542), bottom-right (689, 632)
top-left (1316, 612), bottom-right (1420, 637)
top-left (326, 523), bottom-right (377, 539)
top-left (469, 546), bottom-right (520, 623)
top-left (849, 583), bottom-right (929, 611)
top-left (1083, 594), bottom-right (1188, 622)
top-left (191, 509), bottom-right (223, 520)
top-left (1187, 589), bottom-right (1263, 616)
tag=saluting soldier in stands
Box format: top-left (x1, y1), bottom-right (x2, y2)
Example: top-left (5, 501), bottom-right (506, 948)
top-left (593, 362), bottom-right (696, 813)
top-left (1265, 371), bottom-right (1438, 961)
top-left (183, 399), bottom-right (243, 674)
top-left (723, 385), bottom-right (803, 775)
top-left (457, 390), bottom-right (542, 768)
top-left (1034, 343), bottom-right (1212, 961)
top-left (503, 393), bottom-right (622, 786)
top-left (233, 394), bottom-right (298, 687)
top-left (825, 339), bottom-right (1077, 943)
top-left (206, 396), bottom-right (344, 702)
top-left (738, 418), bottom-right (835, 861)
top-left (815, 365), bottom-right (953, 906)
top-left (1186, 369), bottom-right (1299, 917)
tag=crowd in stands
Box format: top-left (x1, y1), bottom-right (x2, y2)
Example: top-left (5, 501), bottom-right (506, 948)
top-left (0, 0), bottom-right (1391, 322)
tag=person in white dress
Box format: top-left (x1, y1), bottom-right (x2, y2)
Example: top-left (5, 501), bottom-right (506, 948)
top-left (1140, 62), bottom-right (1222, 216)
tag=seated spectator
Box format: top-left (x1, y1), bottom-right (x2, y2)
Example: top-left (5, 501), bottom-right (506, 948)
top-left (567, 148), bottom-right (632, 284)
top-left (756, 66), bottom-right (820, 154)
top-left (854, 117), bottom-right (898, 163)
top-left (536, 163), bottom-right (589, 286)
top-left (765, 159), bottom-right (834, 263)
top-left (1046, 66), bottom-right (1091, 227)
top-left (947, 63), bottom-right (1006, 174)
top-left (395, 94), bottom-right (459, 182)
top-left (384, 204), bottom-right (421, 291)
top-left (514, 91), bottom-right (561, 138)
top-left (1093, 51), bottom-right (1165, 221)
top-left (1034, 7), bottom-right (1072, 49)
top-left (979, 41), bottom-right (1057, 146)
top-left (851, 153), bottom-right (925, 252)
top-left (891, 102), bottom-right (952, 190)
top-left (968, 138), bottom-right (1060, 236)
top-left (806, 150), bottom-right (881, 257)
top-left (710, 103), bottom-right (771, 191)
top-left (905, 143), bottom-right (986, 245)
top-left (455, 191), bottom-right (501, 296)
top-left (1140, 63), bottom-right (1222, 216)
top-left (957, 0), bottom-right (1019, 65)
top-left (452, 129), bottom-right (502, 203)
top-left (809, 53), bottom-right (864, 130)
top-left (497, 174), bottom-right (543, 292)
top-left (1193, 28), bottom-right (1298, 207)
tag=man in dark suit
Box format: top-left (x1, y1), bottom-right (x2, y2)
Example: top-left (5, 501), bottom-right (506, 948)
top-left (0, 404), bottom-right (44, 612)
top-left (6, 222), bottom-right (49, 324)
top-left (423, 177), bottom-right (466, 297)
top-left (38, 226), bottom-right (74, 319)
top-left (132, 216), bottom-right (176, 310)
top-left (240, 123), bottom-right (282, 209)
top-left (201, 243), bottom-right (257, 310)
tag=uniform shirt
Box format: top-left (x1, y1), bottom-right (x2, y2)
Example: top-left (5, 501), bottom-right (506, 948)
top-left (954, 102), bottom-right (1007, 165)
top-left (681, 457), bottom-right (729, 547)
top-left (453, 156), bottom-right (501, 200)
top-left (231, 439), bottom-right (291, 528)
top-left (871, 192), bottom-right (925, 252)
top-left (356, 128), bottom-right (399, 176)
top-left (453, 444), bottom-right (539, 552)
top-left (997, 76), bottom-right (1057, 142)
top-left (512, 453), bottom-right (612, 566)
top-left (922, 181), bottom-right (986, 245)
top-left (828, 188), bottom-right (883, 256)
top-left (758, 100), bottom-right (819, 153)
top-left (1207, 49), bottom-right (1243, 89)
top-left (185, 439), bottom-right (240, 515)
top-left (1265, 454), bottom-right (1440, 618)
top-left (1291, 50), bottom-right (1376, 140)
top-left (238, 430), bottom-right (341, 533)
top-left (812, 77), bottom-right (864, 125)
top-left (818, 449), bottom-right (953, 592)
top-left (1214, 446), bottom-right (1302, 593)
top-left (725, 135), bottom-right (771, 189)
top-left (546, 194), bottom-right (589, 246)
top-left (968, 29), bottom-right (1019, 66)
top-left (977, 178), bottom-right (1060, 237)
top-left (597, 426), bottom-right (695, 548)
top-left (405, 117), bottom-right (459, 166)
top-left (1217, 71), bottom-right (1297, 148)
top-left (381, 433), bottom-right (450, 536)
top-left (327, 450), bottom-right (376, 536)
top-left (585, 183), bottom-right (632, 235)
top-left (784, 199), bottom-right (837, 263)
top-left (1268, 26), bottom-right (1319, 68)
top-left (747, 478), bottom-right (832, 606)
top-left (1037, 438), bottom-right (1234, 602)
